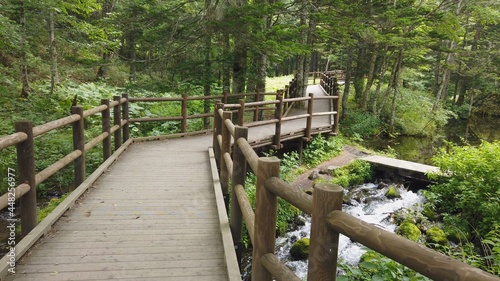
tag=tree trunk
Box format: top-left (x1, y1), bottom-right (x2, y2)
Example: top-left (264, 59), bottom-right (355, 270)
top-left (97, 0), bottom-right (115, 80)
top-left (341, 47), bottom-right (353, 120)
top-left (389, 48), bottom-right (404, 134)
top-left (353, 46), bottom-right (366, 102)
top-left (457, 23), bottom-right (483, 106)
top-left (372, 45), bottom-right (388, 116)
top-left (433, 40), bottom-right (456, 111)
top-left (203, 0), bottom-right (214, 128)
top-left (232, 42), bottom-right (247, 94)
top-left (128, 34), bottom-right (137, 83)
top-left (48, 10), bottom-right (59, 95)
top-left (362, 47), bottom-right (377, 111)
top-left (20, 0), bottom-right (31, 98)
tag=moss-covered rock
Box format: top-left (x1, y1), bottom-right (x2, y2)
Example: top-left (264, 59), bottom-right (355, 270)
top-left (385, 185), bottom-right (401, 199)
top-left (426, 227), bottom-right (448, 246)
top-left (396, 221), bottom-right (421, 242)
top-left (290, 237), bottom-right (310, 260)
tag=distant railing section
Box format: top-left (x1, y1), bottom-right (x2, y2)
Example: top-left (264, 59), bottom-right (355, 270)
top-left (212, 102), bottom-right (500, 281)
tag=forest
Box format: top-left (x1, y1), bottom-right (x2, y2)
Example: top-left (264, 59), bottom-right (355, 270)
top-left (1, 0), bottom-right (499, 279)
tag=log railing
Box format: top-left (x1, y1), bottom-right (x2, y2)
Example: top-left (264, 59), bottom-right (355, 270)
top-left (0, 74), bottom-right (338, 238)
top-left (212, 105), bottom-right (500, 281)
top-left (0, 96), bottom-right (129, 237)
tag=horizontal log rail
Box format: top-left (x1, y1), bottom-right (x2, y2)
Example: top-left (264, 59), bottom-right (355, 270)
top-left (0, 72), bottom-right (339, 279)
top-left (211, 82), bottom-right (500, 280)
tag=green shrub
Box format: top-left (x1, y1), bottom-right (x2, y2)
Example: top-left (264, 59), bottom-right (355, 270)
top-left (342, 111), bottom-right (381, 138)
top-left (426, 227), bottom-right (448, 246)
top-left (427, 141), bottom-right (500, 238)
top-left (330, 160), bottom-right (373, 188)
top-left (338, 250), bottom-right (431, 281)
top-left (302, 134), bottom-right (343, 167)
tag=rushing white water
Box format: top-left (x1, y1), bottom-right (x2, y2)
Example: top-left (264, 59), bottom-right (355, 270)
top-left (275, 182), bottom-right (426, 279)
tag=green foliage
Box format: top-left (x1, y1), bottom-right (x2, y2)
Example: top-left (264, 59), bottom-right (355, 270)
top-left (427, 141), bottom-right (500, 238)
top-left (290, 238), bottom-right (310, 260)
top-left (426, 227), bottom-right (448, 246)
top-left (241, 172), bottom-right (301, 247)
top-left (342, 111), bottom-right (382, 138)
top-left (37, 194), bottom-right (69, 223)
top-left (330, 160), bottom-right (373, 188)
top-left (302, 134), bottom-right (343, 167)
top-left (482, 226), bottom-right (500, 275)
top-left (338, 250), bottom-right (431, 281)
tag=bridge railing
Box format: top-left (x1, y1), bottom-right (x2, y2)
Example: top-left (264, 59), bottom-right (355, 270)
top-left (0, 77), bottom-right (336, 236)
top-left (212, 107), bottom-right (499, 281)
top-left (0, 96), bottom-right (129, 237)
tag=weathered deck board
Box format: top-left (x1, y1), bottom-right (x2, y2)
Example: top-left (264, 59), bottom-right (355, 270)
top-left (8, 137), bottom-right (235, 281)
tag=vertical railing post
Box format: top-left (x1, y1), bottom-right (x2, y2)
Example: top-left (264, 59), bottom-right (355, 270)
top-left (15, 121), bottom-right (37, 237)
top-left (332, 78), bottom-right (340, 134)
top-left (220, 111), bottom-right (232, 208)
top-left (273, 93), bottom-right (283, 149)
top-left (71, 106), bottom-right (85, 188)
top-left (101, 99), bottom-right (111, 160)
top-left (305, 93), bottom-right (314, 139)
top-left (122, 93), bottom-right (130, 142)
top-left (181, 94), bottom-right (188, 133)
top-left (253, 92), bottom-right (260, 122)
top-left (307, 183), bottom-right (343, 281)
top-left (230, 126), bottom-right (248, 268)
top-left (238, 99), bottom-right (245, 126)
top-left (213, 102), bottom-right (223, 168)
top-left (252, 157), bottom-right (280, 281)
top-left (113, 95), bottom-right (122, 150)
top-left (223, 87), bottom-right (229, 104)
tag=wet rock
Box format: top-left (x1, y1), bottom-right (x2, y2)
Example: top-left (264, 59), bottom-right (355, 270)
top-left (320, 165), bottom-right (340, 175)
top-left (290, 238), bottom-right (310, 260)
top-left (308, 170), bottom-right (320, 180)
top-left (377, 182), bottom-right (389, 189)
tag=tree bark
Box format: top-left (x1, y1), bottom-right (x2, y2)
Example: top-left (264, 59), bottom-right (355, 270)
top-left (48, 9), bottom-right (59, 95)
top-left (362, 47), bottom-right (377, 111)
top-left (389, 48), bottom-right (404, 134)
top-left (20, 0), bottom-right (31, 98)
top-left (372, 45), bottom-right (388, 116)
top-left (341, 47), bottom-right (353, 120)
top-left (433, 40), bottom-right (456, 111)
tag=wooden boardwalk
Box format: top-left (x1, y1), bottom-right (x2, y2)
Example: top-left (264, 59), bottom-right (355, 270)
top-left (7, 136), bottom-right (239, 281)
top-left (2, 84), bottom-right (336, 281)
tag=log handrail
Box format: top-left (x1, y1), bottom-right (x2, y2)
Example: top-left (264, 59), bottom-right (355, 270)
top-left (211, 82), bottom-right (500, 280)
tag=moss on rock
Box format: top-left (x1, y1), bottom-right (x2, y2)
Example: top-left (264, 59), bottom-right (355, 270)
top-left (396, 221), bottom-right (421, 242)
top-left (290, 237), bottom-right (310, 260)
top-left (426, 227), bottom-right (448, 246)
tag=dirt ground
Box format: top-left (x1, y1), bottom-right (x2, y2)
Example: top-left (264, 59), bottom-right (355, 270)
top-left (291, 145), bottom-right (370, 190)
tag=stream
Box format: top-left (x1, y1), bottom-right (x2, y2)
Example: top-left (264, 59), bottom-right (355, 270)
top-left (273, 182), bottom-right (425, 279)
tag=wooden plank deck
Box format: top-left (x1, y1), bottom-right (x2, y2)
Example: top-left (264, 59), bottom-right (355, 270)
top-left (246, 84), bottom-right (334, 147)
top-left (2, 84), bottom-right (336, 281)
top-left (7, 136), bottom-right (239, 281)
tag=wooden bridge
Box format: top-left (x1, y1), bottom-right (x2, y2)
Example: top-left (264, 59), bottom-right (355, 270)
top-left (1, 73), bottom-right (498, 281)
